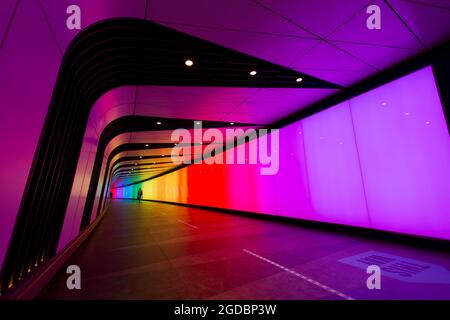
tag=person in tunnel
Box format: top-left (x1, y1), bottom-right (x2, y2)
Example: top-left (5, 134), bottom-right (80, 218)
top-left (137, 187), bottom-right (143, 203)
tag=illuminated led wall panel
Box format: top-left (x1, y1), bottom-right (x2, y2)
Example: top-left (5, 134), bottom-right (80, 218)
top-left (114, 67), bottom-right (450, 240)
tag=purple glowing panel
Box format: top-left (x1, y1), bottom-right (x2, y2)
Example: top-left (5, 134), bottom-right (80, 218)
top-left (350, 66), bottom-right (450, 239)
top-left (0, 0), bottom-right (62, 268)
top-left (302, 102), bottom-right (370, 227)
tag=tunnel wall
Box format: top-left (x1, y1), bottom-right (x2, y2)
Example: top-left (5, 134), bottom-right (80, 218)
top-left (0, 1), bottom-right (62, 270)
top-left (114, 67), bottom-right (450, 240)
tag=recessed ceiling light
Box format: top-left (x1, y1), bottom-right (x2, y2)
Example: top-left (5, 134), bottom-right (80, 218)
top-left (296, 77), bottom-right (303, 82)
top-left (156, 121), bottom-right (162, 125)
top-left (249, 70), bottom-right (257, 76)
top-left (185, 59), bottom-right (194, 67)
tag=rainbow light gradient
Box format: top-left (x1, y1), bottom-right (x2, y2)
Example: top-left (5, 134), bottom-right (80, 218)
top-left (114, 67), bottom-right (450, 240)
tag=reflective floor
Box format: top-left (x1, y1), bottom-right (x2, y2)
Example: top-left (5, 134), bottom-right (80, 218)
top-left (39, 200), bottom-right (450, 300)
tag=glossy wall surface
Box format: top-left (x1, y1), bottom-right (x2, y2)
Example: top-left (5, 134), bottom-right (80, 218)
top-left (114, 67), bottom-right (450, 240)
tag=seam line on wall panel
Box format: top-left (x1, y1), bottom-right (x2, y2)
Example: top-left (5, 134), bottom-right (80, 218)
top-left (348, 100), bottom-right (372, 225)
top-left (243, 249), bottom-right (355, 300)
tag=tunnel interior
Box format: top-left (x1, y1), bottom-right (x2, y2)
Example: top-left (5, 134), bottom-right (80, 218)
top-left (0, 0), bottom-right (449, 300)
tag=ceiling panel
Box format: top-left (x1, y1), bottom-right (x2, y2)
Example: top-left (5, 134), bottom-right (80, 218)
top-left (134, 107), bottom-right (230, 122)
top-left (246, 88), bottom-right (338, 106)
top-left (256, 0), bottom-right (371, 38)
top-left (105, 133), bottom-right (131, 155)
top-left (90, 86), bottom-right (136, 133)
top-left (221, 112), bottom-right (287, 124)
top-left (291, 68), bottom-right (370, 87)
top-left (328, 0), bottom-right (424, 49)
top-left (0, 0), bottom-right (16, 49)
top-left (230, 87), bottom-right (339, 122)
top-left (35, 0), bottom-right (449, 96)
top-left (135, 101), bottom-right (238, 114)
top-left (93, 104), bottom-right (135, 134)
top-left (137, 86), bottom-right (257, 103)
top-left (292, 42), bottom-right (376, 71)
top-left (147, 0), bottom-right (314, 37)
top-left (332, 42), bottom-right (420, 70)
top-left (387, 0), bottom-right (450, 48)
top-left (413, 0), bottom-right (450, 9)
top-left (39, 0), bottom-right (146, 51)
top-left (156, 24), bottom-right (320, 67)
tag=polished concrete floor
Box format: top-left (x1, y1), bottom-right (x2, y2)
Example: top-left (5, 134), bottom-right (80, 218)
top-left (39, 200), bottom-right (450, 300)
